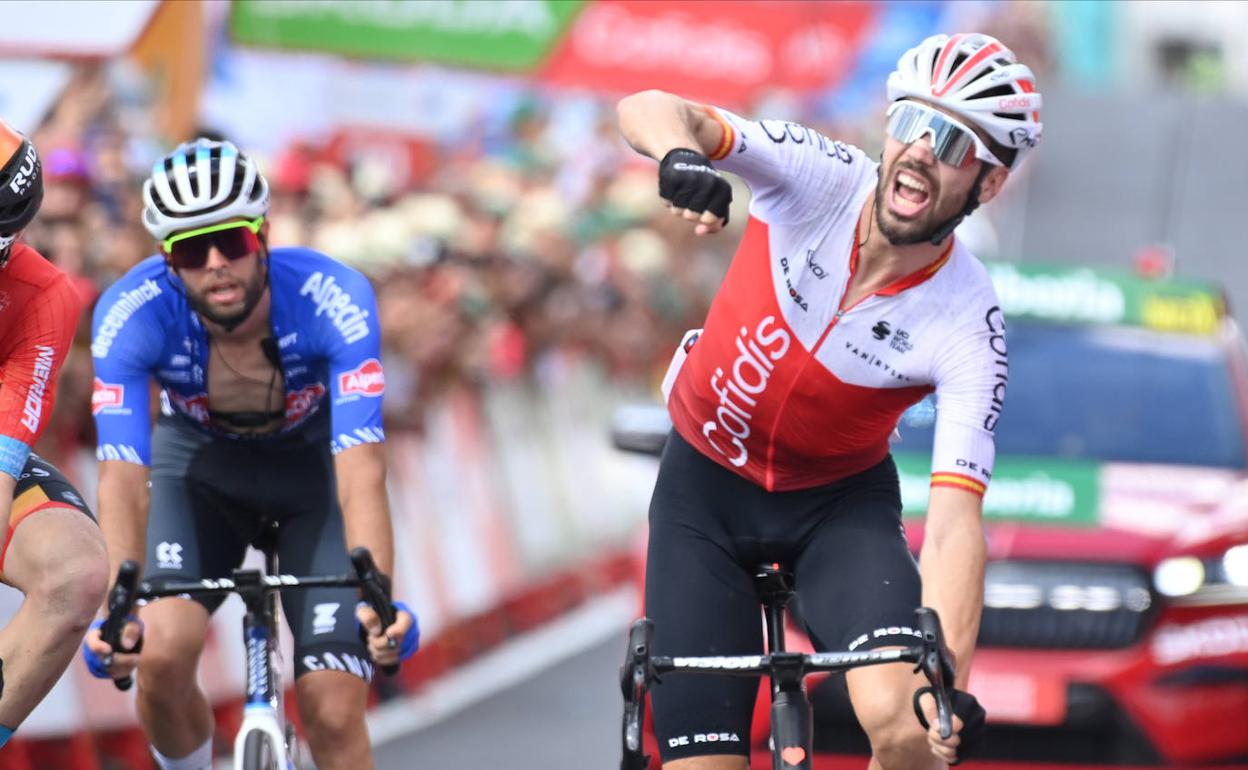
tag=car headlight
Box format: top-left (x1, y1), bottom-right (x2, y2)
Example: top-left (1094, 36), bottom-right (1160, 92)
top-left (1154, 546), bottom-right (1248, 604)
top-left (1223, 545), bottom-right (1248, 586)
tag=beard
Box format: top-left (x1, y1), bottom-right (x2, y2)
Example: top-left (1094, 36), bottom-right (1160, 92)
top-left (186, 263), bottom-right (267, 330)
top-left (873, 163), bottom-right (967, 246)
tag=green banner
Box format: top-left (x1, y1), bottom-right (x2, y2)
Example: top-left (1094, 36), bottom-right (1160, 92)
top-left (895, 452), bottom-right (1101, 526)
top-left (987, 262), bottom-right (1224, 335)
top-left (230, 0), bottom-right (585, 70)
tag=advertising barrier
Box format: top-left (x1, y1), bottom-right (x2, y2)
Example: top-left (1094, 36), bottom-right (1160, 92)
top-left (0, 361), bottom-right (655, 768)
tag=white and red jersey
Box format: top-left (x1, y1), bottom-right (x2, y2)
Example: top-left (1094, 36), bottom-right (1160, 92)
top-left (666, 106), bottom-right (1007, 495)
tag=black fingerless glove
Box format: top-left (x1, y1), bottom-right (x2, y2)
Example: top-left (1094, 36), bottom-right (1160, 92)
top-left (913, 687), bottom-right (986, 765)
top-left (658, 148), bottom-right (733, 224)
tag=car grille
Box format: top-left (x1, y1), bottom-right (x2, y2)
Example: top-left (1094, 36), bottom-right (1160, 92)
top-left (979, 561), bottom-right (1155, 649)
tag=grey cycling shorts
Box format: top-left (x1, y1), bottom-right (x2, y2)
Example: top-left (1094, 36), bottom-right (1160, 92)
top-left (145, 414), bottom-right (373, 681)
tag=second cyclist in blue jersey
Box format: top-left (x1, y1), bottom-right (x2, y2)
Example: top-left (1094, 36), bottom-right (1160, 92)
top-left (82, 139), bottom-right (417, 770)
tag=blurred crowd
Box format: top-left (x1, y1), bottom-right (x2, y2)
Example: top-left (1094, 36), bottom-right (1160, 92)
top-left (20, 2), bottom-right (1052, 458)
top-left (24, 68), bottom-right (749, 456)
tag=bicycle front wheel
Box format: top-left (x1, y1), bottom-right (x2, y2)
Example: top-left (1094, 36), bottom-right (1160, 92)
top-left (242, 729), bottom-right (280, 770)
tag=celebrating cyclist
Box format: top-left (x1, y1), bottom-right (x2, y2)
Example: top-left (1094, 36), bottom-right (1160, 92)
top-left (81, 139), bottom-right (417, 770)
top-left (0, 120), bottom-right (108, 748)
top-left (617, 33), bottom-right (1042, 768)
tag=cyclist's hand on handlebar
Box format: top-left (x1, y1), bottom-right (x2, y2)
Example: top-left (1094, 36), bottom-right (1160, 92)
top-left (356, 601), bottom-right (419, 667)
top-left (916, 688), bottom-right (986, 765)
top-left (658, 148), bottom-right (732, 236)
top-left (82, 618), bottom-right (144, 680)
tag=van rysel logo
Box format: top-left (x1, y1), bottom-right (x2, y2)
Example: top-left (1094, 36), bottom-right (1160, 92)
top-left (300, 272), bottom-right (371, 344)
top-left (701, 317), bottom-right (791, 468)
top-left (872, 321), bottom-right (891, 340)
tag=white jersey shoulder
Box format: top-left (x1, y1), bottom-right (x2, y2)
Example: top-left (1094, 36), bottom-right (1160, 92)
top-left (706, 106), bottom-right (876, 225)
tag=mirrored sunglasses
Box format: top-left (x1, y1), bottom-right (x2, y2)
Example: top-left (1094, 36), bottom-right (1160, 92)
top-left (163, 217), bottom-right (264, 270)
top-left (885, 101), bottom-right (1002, 168)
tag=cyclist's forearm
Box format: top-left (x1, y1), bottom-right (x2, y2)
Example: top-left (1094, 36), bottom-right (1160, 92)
top-left (334, 442), bottom-right (395, 576)
top-left (919, 487), bottom-right (986, 689)
top-left (0, 472), bottom-right (15, 539)
top-left (617, 89), bottom-right (720, 161)
top-left (96, 460), bottom-right (151, 581)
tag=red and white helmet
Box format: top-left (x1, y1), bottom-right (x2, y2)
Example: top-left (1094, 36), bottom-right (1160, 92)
top-left (887, 33), bottom-right (1042, 169)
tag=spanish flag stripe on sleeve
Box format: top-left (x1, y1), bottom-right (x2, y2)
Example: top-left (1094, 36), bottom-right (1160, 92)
top-left (702, 105), bottom-right (736, 161)
top-left (930, 472), bottom-right (987, 497)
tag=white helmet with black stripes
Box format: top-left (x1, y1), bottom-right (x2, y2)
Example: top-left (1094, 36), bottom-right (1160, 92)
top-left (142, 138), bottom-right (270, 241)
top-left (887, 32), bottom-right (1043, 169)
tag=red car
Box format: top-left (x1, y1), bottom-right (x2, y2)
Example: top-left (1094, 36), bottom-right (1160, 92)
top-left (613, 263), bottom-right (1248, 768)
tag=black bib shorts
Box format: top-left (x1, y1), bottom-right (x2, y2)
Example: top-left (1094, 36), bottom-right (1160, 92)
top-left (645, 431), bottom-right (923, 761)
top-left (145, 412), bottom-right (372, 681)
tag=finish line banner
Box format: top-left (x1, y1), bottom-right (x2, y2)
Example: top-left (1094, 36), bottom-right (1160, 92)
top-left (230, 0), bottom-right (882, 105)
top-left (230, 0), bottom-right (585, 69)
top-left (538, 0), bottom-right (877, 105)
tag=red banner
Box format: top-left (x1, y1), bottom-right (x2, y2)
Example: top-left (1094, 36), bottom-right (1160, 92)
top-left (538, 0), bottom-right (878, 107)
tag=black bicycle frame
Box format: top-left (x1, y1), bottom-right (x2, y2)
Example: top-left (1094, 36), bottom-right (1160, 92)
top-left (620, 594), bottom-right (956, 770)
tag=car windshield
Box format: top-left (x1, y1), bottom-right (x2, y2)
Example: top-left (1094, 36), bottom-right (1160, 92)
top-left (898, 323), bottom-right (1246, 468)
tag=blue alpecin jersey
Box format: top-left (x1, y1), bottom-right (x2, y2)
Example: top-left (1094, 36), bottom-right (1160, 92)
top-left (91, 247), bottom-right (386, 464)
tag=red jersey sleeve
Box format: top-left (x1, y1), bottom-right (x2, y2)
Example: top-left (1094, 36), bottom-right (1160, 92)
top-left (0, 272), bottom-right (83, 447)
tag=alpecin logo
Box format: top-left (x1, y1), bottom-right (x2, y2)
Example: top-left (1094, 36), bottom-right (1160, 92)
top-left (299, 272), bottom-right (371, 344)
top-left (339, 359), bottom-right (385, 397)
top-left (91, 378), bottom-right (125, 415)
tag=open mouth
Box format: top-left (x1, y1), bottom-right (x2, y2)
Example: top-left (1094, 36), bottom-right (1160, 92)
top-left (207, 283), bottom-right (243, 304)
top-left (888, 169), bottom-right (933, 219)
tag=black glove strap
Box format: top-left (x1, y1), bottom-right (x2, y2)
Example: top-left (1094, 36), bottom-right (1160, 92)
top-left (912, 687), bottom-right (986, 765)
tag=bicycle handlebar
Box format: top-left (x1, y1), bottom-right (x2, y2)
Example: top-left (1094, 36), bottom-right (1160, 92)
top-left (618, 607), bottom-right (958, 769)
top-left (619, 618), bottom-right (654, 770)
top-left (350, 547), bottom-right (399, 677)
top-left (100, 560), bottom-right (141, 691)
top-left (99, 547), bottom-right (402, 691)
top-left (914, 607), bottom-right (956, 739)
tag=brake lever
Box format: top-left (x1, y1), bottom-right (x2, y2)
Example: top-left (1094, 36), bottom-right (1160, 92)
top-left (620, 618), bottom-right (655, 770)
top-left (914, 607), bottom-right (955, 739)
top-left (101, 560), bottom-right (141, 691)
top-left (349, 547), bottom-right (399, 676)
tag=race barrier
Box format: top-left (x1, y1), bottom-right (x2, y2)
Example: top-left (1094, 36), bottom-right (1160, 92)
top-left (0, 357), bottom-right (657, 769)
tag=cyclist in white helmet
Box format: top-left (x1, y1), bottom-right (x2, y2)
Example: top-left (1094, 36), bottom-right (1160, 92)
top-left (617, 32), bottom-right (1041, 768)
top-left (82, 138), bottom-right (418, 770)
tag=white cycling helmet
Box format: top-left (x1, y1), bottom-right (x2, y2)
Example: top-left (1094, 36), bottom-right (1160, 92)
top-left (142, 138), bottom-right (270, 241)
top-left (887, 33), bottom-right (1042, 170)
